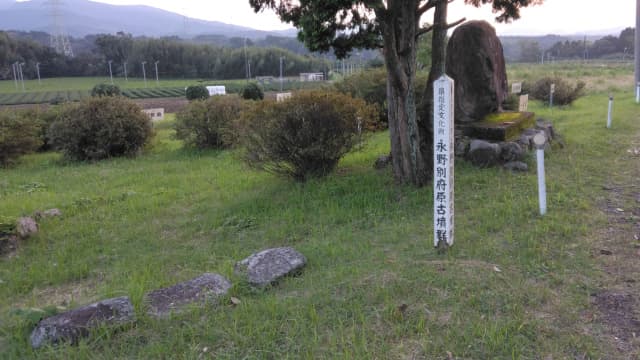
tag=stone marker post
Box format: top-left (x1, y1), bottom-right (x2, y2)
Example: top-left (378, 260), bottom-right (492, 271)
top-left (518, 94), bottom-right (529, 112)
top-left (433, 75), bottom-right (455, 247)
top-left (607, 94), bottom-right (614, 129)
top-left (534, 133), bottom-right (547, 215)
top-left (511, 82), bottom-right (522, 94)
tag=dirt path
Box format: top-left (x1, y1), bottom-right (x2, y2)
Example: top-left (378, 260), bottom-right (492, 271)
top-left (592, 140), bottom-right (640, 357)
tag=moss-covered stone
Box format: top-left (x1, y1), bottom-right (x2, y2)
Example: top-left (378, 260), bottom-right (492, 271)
top-left (465, 111), bottom-right (535, 141)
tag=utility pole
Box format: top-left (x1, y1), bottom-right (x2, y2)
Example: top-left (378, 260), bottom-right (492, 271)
top-left (142, 61), bottom-right (147, 88)
top-left (123, 61), bottom-right (128, 81)
top-left (154, 61), bottom-right (159, 86)
top-left (36, 62), bottom-right (41, 85)
top-left (279, 56), bottom-right (284, 91)
top-left (108, 60), bottom-right (113, 84)
top-left (244, 37), bottom-right (249, 83)
top-left (12, 62), bottom-right (18, 89)
top-left (18, 62), bottom-right (25, 92)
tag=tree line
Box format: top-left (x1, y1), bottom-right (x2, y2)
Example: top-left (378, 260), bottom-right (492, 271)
top-left (0, 31), bottom-right (330, 81)
top-left (518, 28), bottom-right (635, 62)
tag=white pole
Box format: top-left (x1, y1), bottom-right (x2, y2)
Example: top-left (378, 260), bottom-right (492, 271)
top-left (549, 84), bottom-right (554, 108)
top-left (154, 61), bottom-right (159, 86)
top-left (280, 56), bottom-right (284, 92)
top-left (124, 61), bottom-right (128, 81)
top-left (108, 60), bottom-right (113, 85)
top-left (607, 95), bottom-right (614, 128)
top-left (12, 63), bottom-right (18, 89)
top-left (142, 61), bottom-right (147, 87)
top-left (36, 62), bottom-right (41, 85)
top-left (534, 134), bottom-right (547, 216)
top-left (19, 63), bottom-right (25, 92)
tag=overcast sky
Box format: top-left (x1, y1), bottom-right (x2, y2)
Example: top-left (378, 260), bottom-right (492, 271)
top-left (93, 0), bottom-right (635, 36)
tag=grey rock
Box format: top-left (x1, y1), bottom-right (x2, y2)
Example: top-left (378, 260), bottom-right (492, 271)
top-left (446, 21), bottom-right (508, 124)
top-left (499, 142), bottom-right (525, 162)
top-left (43, 209), bottom-right (62, 218)
top-left (30, 296), bottom-right (135, 349)
top-left (17, 217), bottom-right (38, 239)
top-left (145, 273), bottom-right (231, 318)
top-left (374, 154), bottom-right (392, 169)
top-left (455, 137), bottom-right (471, 157)
top-left (467, 139), bottom-right (501, 168)
top-left (235, 247), bottom-right (307, 287)
top-left (503, 161), bottom-right (528, 172)
top-left (535, 118), bottom-right (555, 141)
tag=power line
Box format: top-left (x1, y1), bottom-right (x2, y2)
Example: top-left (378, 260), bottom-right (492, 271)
top-left (45, 0), bottom-right (74, 57)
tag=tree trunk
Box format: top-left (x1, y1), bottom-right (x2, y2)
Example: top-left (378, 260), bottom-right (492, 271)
top-left (418, 0), bottom-right (449, 179)
top-left (382, 0), bottom-right (429, 186)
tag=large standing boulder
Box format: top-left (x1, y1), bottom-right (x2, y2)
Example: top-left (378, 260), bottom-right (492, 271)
top-left (235, 247), bottom-right (307, 287)
top-left (30, 296), bottom-right (135, 349)
top-left (446, 20), bottom-right (508, 124)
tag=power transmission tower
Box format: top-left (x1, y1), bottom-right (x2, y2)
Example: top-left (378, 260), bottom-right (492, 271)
top-left (46, 0), bottom-right (74, 57)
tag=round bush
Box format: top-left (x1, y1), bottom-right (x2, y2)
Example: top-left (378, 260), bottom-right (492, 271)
top-left (175, 95), bottom-right (244, 149)
top-left (526, 77), bottom-right (585, 106)
top-left (241, 82), bottom-right (264, 100)
top-left (240, 91), bottom-right (376, 181)
top-left (91, 83), bottom-right (122, 97)
top-left (185, 85), bottom-right (209, 101)
top-left (48, 97), bottom-right (154, 161)
top-left (0, 111), bottom-right (43, 166)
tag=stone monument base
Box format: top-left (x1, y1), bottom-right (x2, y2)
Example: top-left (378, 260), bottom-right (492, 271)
top-left (462, 111), bottom-right (535, 142)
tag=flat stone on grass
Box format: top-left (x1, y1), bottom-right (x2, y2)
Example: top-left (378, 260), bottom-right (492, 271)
top-left (145, 273), bottom-right (231, 318)
top-left (235, 247), bottom-right (307, 287)
top-left (30, 296), bottom-right (135, 349)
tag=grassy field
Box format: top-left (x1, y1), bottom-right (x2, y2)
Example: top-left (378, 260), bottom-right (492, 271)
top-left (0, 77), bottom-right (327, 105)
top-left (0, 65), bottom-right (639, 358)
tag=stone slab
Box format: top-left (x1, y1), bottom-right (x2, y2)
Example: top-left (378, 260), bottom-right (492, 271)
top-left (465, 112), bottom-right (535, 142)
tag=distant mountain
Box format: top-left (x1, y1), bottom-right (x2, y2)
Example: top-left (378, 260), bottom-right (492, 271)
top-left (0, 0), bottom-right (296, 39)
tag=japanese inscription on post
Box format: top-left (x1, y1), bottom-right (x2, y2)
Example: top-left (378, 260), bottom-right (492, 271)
top-left (433, 75), bottom-right (455, 247)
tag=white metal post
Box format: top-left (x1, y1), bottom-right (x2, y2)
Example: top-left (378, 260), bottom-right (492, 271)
top-left (534, 134), bottom-right (547, 216)
top-left (12, 63), bottom-right (18, 89)
top-left (108, 60), bottom-right (113, 84)
top-left (124, 61), bottom-right (128, 81)
top-left (141, 61), bottom-right (147, 87)
top-left (607, 94), bottom-right (614, 128)
top-left (154, 61), bottom-right (159, 86)
top-left (36, 62), bottom-right (41, 85)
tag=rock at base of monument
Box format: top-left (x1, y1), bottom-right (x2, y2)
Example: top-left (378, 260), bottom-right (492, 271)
top-left (145, 273), bottom-right (231, 318)
top-left (235, 247), bottom-right (307, 287)
top-left (499, 142), bottom-right (525, 162)
top-left (503, 161), bottom-right (529, 172)
top-left (30, 296), bottom-right (135, 349)
top-left (467, 140), bottom-right (501, 168)
top-left (465, 112), bottom-right (535, 142)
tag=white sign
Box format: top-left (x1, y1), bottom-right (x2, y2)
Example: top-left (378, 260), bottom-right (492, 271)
top-left (518, 94), bottom-right (529, 112)
top-left (433, 75), bottom-right (455, 247)
top-left (276, 92), bottom-right (292, 102)
top-left (143, 108), bottom-right (164, 121)
top-left (511, 82), bottom-right (522, 94)
top-left (550, 83), bottom-right (556, 93)
top-left (206, 86), bottom-right (226, 96)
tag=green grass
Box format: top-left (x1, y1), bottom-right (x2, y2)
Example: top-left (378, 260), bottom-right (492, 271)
top-left (0, 73), bottom-right (639, 358)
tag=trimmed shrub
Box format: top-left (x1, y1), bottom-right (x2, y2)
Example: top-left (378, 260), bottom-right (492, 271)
top-left (185, 85), bottom-right (209, 101)
top-left (526, 77), bottom-right (586, 106)
top-left (48, 97), bottom-right (154, 161)
top-left (175, 95), bottom-right (244, 149)
top-left (240, 90), bottom-right (375, 181)
top-left (91, 83), bottom-right (122, 97)
top-left (241, 82), bottom-right (264, 100)
top-left (0, 111), bottom-right (43, 166)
